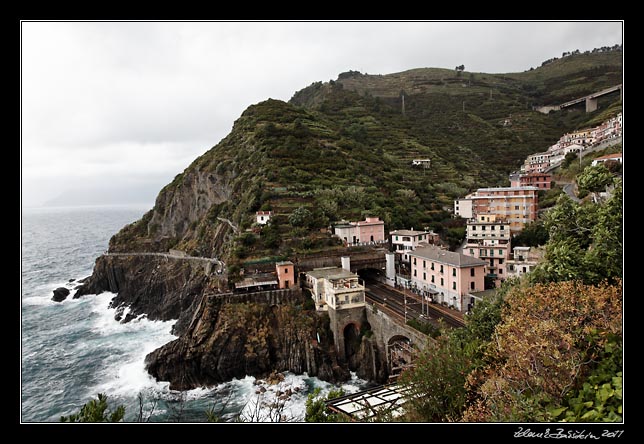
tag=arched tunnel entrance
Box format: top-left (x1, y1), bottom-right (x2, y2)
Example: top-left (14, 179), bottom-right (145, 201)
top-left (344, 323), bottom-right (360, 370)
top-left (387, 335), bottom-right (415, 378)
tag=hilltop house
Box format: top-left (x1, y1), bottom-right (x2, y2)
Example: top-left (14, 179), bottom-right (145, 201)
top-left (408, 245), bottom-right (486, 312)
top-left (256, 211), bottom-right (273, 225)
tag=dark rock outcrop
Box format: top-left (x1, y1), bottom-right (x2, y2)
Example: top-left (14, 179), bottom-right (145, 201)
top-left (74, 254), bottom-right (226, 335)
top-left (52, 287), bottom-right (70, 302)
top-left (145, 294), bottom-right (349, 390)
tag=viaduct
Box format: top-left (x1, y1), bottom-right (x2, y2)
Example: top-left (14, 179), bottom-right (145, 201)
top-left (535, 84), bottom-right (622, 114)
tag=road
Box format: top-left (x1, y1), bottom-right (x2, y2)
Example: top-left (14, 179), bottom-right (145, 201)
top-left (562, 182), bottom-right (581, 203)
top-left (363, 275), bottom-right (465, 328)
top-left (104, 252), bottom-right (225, 272)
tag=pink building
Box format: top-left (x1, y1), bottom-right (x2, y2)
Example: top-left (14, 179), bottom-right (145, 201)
top-left (519, 173), bottom-right (552, 190)
top-left (333, 217), bottom-right (385, 245)
top-left (275, 261), bottom-right (295, 289)
top-left (409, 245), bottom-right (486, 312)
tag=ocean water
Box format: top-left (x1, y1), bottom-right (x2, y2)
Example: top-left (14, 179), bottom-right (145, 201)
top-left (21, 205), bottom-right (366, 422)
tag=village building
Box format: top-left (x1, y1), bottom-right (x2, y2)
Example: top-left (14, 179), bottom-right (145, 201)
top-left (454, 187), bottom-right (538, 233)
top-left (333, 217), bottom-right (386, 245)
top-left (591, 152), bottom-right (622, 167)
top-left (256, 211), bottom-right (273, 225)
top-left (462, 215), bottom-right (511, 287)
top-left (506, 246), bottom-right (544, 279)
top-left (390, 229), bottom-right (440, 263)
top-left (304, 267), bottom-right (366, 311)
top-left (275, 261), bottom-right (295, 289)
top-left (408, 245), bottom-right (486, 312)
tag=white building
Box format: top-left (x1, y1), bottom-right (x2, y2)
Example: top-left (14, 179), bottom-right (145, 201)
top-left (454, 198), bottom-right (473, 219)
top-left (256, 211), bottom-right (273, 225)
top-left (506, 246), bottom-right (544, 279)
top-left (304, 267), bottom-right (366, 311)
top-left (390, 229), bottom-right (438, 263)
top-left (462, 214), bottom-right (511, 287)
top-left (592, 153), bottom-right (622, 167)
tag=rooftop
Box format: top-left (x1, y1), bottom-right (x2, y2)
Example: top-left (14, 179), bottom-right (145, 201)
top-left (410, 245), bottom-right (487, 268)
top-left (275, 261), bottom-right (294, 266)
top-left (390, 229), bottom-right (430, 236)
top-left (235, 273), bottom-right (278, 289)
top-left (594, 152), bottom-right (622, 161)
top-left (306, 267), bottom-right (357, 280)
top-left (477, 186), bottom-right (539, 192)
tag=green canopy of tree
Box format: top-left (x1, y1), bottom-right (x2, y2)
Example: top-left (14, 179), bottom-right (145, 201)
top-left (60, 393), bottom-right (125, 422)
top-left (577, 164), bottom-right (614, 194)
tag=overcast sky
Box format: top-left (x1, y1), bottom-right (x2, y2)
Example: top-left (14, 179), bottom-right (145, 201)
top-left (21, 21), bottom-right (622, 208)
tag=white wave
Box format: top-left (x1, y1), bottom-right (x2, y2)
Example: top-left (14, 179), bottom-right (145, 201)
top-left (86, 292), bottom-right (177, 399)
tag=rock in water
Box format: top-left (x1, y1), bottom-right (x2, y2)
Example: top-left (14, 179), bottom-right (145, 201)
top-left (52, 287), bottom-right (70, 302)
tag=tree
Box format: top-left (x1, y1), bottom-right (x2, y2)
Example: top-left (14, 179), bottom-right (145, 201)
top-left (462, 279), bottom-right (622, 422)
top-left (531, 181), bottom-right (622, 285)
top-left (288, 206), bottom-right (313, 228)
top-left (304, 388), bottom-right (346, 422)
top-left (577, 164), bottom-right (614, 194)
top-left (512, 220), bottom-right (548, 247)
top-left (61, 393), bottom-right (125, 422)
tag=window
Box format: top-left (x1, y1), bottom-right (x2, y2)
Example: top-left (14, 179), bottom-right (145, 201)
top-left (522, 267), bottom-right (527, 273)
top-left (472, 226), bottom-right (477, 231)
top-left (452, 282), bottom-right (456, 290)
top-left (423, 272), bottom-right (426, 280)
top-left (500, 225), bottom-right (504, 231)
top-left (499, 269), bottom-right (503, 274)
top-left (491, 225), bottom-right (495, 230)
top-left (440, 278), bottom-right (444, 286)
top-left (413, 258), bottom-right (416, 265)
top-left (431, 275), bottom-right (435, 283)
top-left (452, 268), bottom-right (456, 277)
top-left (509, 264), bottom-right (514, 271)
top-left (414, 270), bottom-right (417, 277)
top-left (469, 249), bottom-right (474, 255)
top-left (490, 250), bottom-right (494, 257)
top-left (479, 249), bottom-right (486, 256)
top-left (515, 205), bottom-right (520, 210)
top-left (395, 236), bottom-right (398, 241)
top-left (430, 262), bottom-right (434, 270)
top-left (499, 249), bottom-right (503, 255)
top-left (470, 268), bottom-right (475, 277)
top-left (470, 282), bottom-right (475, 290)
top-left (423, 260), bottom-right (426, 269)
top-left (284, 268), bottom-right (288, 274)
top-left (498, 259), bottom-right (504, 264)
top-left (481, 226), bottom-right (486, 231)
top-left (440, 265), bottom-right (444, 273)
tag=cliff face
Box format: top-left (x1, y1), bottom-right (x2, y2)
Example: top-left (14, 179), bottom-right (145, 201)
top-left (75, 255), bottom-right (226, 335)
top-left (145, 293), bottom-right (351, 390)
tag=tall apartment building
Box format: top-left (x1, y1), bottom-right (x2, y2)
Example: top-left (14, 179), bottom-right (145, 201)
top-left (454, 186), bottom-right (538, 233)
top-left (462, 214), bottom-right (511, 287)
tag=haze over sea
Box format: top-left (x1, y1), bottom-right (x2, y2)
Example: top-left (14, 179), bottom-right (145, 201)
top-left (21, 205), bottom-right (365, 422)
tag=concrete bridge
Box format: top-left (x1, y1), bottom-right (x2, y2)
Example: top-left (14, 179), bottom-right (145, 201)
top-left (535, 84), bottom-right (622, 114)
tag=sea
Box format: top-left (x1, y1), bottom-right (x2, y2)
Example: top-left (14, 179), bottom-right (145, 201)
top-left (21, 205), bottom-right (367, 423)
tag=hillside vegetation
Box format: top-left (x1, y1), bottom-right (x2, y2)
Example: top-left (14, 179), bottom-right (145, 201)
top-left (108, 49), bottom-right (622, 264)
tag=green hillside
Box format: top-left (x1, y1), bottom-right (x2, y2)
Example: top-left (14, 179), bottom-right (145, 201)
top-left (109, 49), bottom-right (622, 264)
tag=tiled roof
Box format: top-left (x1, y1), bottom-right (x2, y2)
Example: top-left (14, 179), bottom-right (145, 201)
top-left (410, 245), bottom-right (487, 268)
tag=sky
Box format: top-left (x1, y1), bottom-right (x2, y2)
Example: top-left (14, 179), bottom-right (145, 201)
top-left (21, 21), bottom-right (623, 208)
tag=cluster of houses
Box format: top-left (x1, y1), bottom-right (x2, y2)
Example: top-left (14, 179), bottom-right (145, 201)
top-left (519, 113), bottom-right (622, 175)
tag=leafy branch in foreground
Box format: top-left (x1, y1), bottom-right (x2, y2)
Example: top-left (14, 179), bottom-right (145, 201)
top-left (60, 393), bottom-right (125, 423)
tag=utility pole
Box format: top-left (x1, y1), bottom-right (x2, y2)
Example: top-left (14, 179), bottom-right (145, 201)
top-left (401, 92), bottom-right (405, 116)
